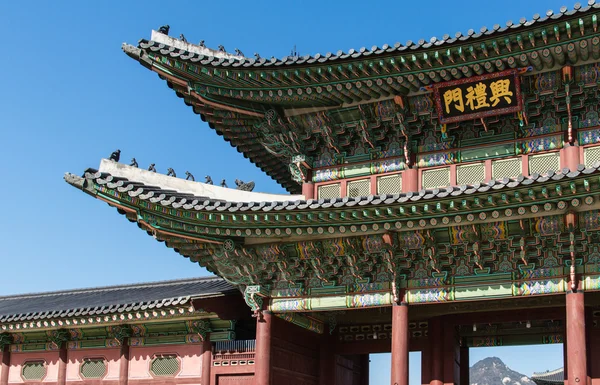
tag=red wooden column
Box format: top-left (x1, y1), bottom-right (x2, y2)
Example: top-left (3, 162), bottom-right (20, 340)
top-left (319, 333), bottom-right (336, 385)
top-left (560, 145), bottom-right (580, 171)
top-left (402, 169), bottom-right (419, 193)
top-left (201, 336), bottom-right (212, 385)
top-left (563, 337), bottom-right (569, 385)
top-left (429, 318), bottom-right (443, 385)
top-left (57, 343), bottom-right (67, 385)
top-left (360, 354), bottom-right (370, 385)
top-left (421, 342), bottom-right (431, 385)
top-left (443, 320), bottom-right (458, 385)
top-left (459, 347), bottom-right (469, 385)
top-left (1, 346), bottom-right (10, 385)
top-left (302, 182), bottom-right (315, 200)
top-left (566, 291), bottom-right (587, 385)
top-left (391, 302), bottom-right (409, 385)
top-left (119, 338), bottom-right (130, 385)
top-left (255, 311), bottom-right (273, 385)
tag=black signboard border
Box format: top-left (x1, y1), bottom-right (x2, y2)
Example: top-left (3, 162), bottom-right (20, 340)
top-left (432, 69), bottom-right (524, 124)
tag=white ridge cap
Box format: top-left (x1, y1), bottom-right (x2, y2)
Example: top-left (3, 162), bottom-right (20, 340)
top-left (151, 30), bottom-right (244, 60)
top-left (98, 159), bottom-right (304, 203)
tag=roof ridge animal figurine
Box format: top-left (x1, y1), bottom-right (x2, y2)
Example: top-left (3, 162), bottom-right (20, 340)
top-left (158, 25), bottom-right (170, 35)
top-left (167, 168), bottom-right (176, 177)
top-left (205, 176), bottom-right (213, 185)
top-left (148, 163), bottom-right (156, 172)
top-left (185, 171), bottom-right (195, 181)
top-left (220, 179), bottom-right (227, 188)
top-left (130, 158), bottom-right (138, 168)
top-left (109, 149), bottom-right (120, 162)
top-left (235, 179), bottom-right (255, 192)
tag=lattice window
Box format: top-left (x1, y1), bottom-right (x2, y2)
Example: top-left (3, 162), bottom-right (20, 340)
top-left (317, 183), bottom-right (341, 199)
top-left (584, 146), bottom-right (600, 167)
top-left (492, 158), bottom-right (522, 180)
top-left (150, 355), bottom-right (180, 377)
top-left (377, 174), bottom-right (402, 195)
top-left (347, 179), bottom-right (370, 198)
top-left (529, 152), bottom-right (560, 175)
top-left (422, 168), bottom-right (450, 189)
top-left (456, 163), bottom-right (485, 185)
top-left (81, 358), bottom-right (106, 379)
top-left (22, 361), bottom-right (46, 380)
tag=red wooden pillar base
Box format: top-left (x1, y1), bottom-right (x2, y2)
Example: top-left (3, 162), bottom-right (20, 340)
top-left (201, 337), bottom-right (212, 385)
top-left (459, 347), bottom-right (469, 385)
top-left (560, 145), bottom-right (580, 171)
top-left (1, 347), bottom-right (10, 385)
top-left (119, 339), bottom-right (130, 385)
top-left (402, 169), bottom-right (419, 193)
top-left (391, 302), bottom-right (409, 385)
top-left (430, 318), bottom-right (443, 385)
top-left (566, 291), bottom-right (587, 385)
top-left (302, 182), bottom-right (315, 200)
top-left (443, 321), bottom-right (458, 385)
top-left (421, 342), bottom-right (431, 385)
top-left (57, 343), bottom-right (67, 385)
top-left (319, 333), bottom-right (336, 385)
top-left (255, 311), bottom-right (273, 385)
top-left (360, 354), bottom-right (370, 385)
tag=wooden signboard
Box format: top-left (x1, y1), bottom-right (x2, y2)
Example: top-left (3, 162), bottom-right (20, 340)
top-left (432, 69), bottom-right (523, 124)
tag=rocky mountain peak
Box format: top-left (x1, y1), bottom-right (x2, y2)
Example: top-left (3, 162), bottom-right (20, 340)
top-left (470, 357), bottom-right (532, 385)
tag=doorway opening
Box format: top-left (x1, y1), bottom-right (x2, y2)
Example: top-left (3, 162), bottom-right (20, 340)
top-left (468, 344), bottom-right (564, 385)
top-left (369, 352), bottom-right (422, 385)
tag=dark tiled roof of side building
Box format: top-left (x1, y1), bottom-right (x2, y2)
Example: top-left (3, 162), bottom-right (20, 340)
top-left (0, 276), bottom-right (236, 323)
top-left (531, 368), bottom-right (564, 384)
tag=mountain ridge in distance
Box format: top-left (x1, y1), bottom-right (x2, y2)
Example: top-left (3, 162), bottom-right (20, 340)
top-left (470, 357), bottom-right (532, 385)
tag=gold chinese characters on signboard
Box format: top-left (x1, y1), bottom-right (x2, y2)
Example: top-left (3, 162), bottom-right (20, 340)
top-left (433, 69), bottom-right (523, 124)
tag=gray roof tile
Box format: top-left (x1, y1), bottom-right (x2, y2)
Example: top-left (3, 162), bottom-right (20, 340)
top-left (0, 277), bottom-right (235, 323)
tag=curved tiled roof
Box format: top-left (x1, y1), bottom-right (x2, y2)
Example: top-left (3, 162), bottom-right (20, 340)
top-left (135, 2), bottom-right (598, 69)
top-left (66, 161), bottom-right (597, 214)
top-left (0, 276), bottom-right (236, 323)
top-left (531, 368), bottom-right (564, 384)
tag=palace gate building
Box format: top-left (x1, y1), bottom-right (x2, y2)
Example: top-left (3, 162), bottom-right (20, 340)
top-left (5, 2), bottom-right (600, 385)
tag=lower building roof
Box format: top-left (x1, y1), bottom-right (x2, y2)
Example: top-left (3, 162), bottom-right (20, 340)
top-left (0, 276), bottom-right (236, 323)
top-left (531, 368), bottom-right (564, 384)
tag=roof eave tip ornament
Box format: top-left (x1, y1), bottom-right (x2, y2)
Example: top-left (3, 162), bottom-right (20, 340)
top-left (121, 43), bottom-right (142, 59)
top-left (64, 173), bottom-right (86, 190)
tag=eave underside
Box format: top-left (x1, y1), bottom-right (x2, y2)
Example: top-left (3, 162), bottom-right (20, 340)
top-left (123, 5), bottom-right (600, 191)
top-left (66, 160), bottom-right (600, 288)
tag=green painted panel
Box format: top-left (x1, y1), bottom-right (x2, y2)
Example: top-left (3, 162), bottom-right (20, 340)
top-left (83, 328), bottom-right (109, 338)
top-left (20, 343), bottom-right (48, 352)
top-left (209, 331), bottom-right (235, 341)
top-left (210, 319), bottom-right (236, 331)
top-left (461, 143), bottom-right (516, 162)
top-left (309, 295), bottom-right (347, 310)
top-left (310, 286), bottom-right (346, 295)
top-left (454, 283), bottom-right (512, 300)
top-left (80, 339), bottom-right (110, 349)
top-left (454, 272), bottom-right (512, 284)
top-left (144, 321), bottom-right (188, 334)
top-left (344, 164), bottom-right (371, 178)
top-left (143, 335), bottom-right (187, 346)
top-left (22, 331), bottom-right (48, 343)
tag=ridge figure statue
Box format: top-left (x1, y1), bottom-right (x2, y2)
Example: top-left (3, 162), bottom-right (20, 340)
top-left (109, 150), bottom-right (120, 162)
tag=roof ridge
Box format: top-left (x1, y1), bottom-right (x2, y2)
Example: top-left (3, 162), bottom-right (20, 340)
top-left (0, 275), bottom-right (223, 301)
top-left (532, 368), bottom-right (565, 377)
top-left (134, 2), bottom-right (599, 68)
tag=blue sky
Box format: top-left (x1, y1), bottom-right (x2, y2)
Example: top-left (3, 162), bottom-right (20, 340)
top-left (1, 0), bottom-right (568, 382)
